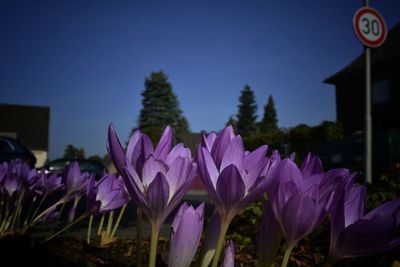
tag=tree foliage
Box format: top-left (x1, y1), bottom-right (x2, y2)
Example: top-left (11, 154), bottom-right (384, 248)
top-left (63, 144), bottom-right (85, 159)
top-left (236, 85), bottom-right (257, 137)
top-left (87, 155), bottom-right (102, 162)
top-left (259, 95), bottom-right (278, 133)
top-left (138, 71), bottom-right (189, 140)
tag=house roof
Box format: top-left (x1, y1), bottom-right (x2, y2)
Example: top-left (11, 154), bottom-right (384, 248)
top-left (324, 22), bottom-right (400, 84)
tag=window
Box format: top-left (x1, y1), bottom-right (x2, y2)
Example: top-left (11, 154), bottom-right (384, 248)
top-left (372, 79), bottom-right (390, 104)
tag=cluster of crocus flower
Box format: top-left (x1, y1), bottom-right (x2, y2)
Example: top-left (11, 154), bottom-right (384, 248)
top-left (257, 153), bottom-right (400, 266)
top-left (0, 160), bottom-right (62, 236)
top-left (108, 124), bottom-right (400, 267)
top-left (0, 159), bottom-right (130, 242)
top-left (108, 125), bottom-right (197, 266)
top-left (4, 123), bottom-right (398, 266)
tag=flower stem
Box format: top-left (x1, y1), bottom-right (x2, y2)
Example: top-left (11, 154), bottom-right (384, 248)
top-left (97, 214), bottom-right (105, 236)
top-left (111, 204), bottom-right (127, 239)
top-left (44, 214), bottom-right (88, 242)
top-left (24, 196), bottom-right (37, 226)
top-left (281, 243), bottom-right (295, 267)
top-left (106, 210), bottom-right (114, 237)
top-left (32, 199), bottom-right (63, 224)
top-left (211, 219), bottom-right (230, 267)
top-left (30, 193), bottom-right (48, 223)
top-left (149, 223), bottom-right (160, 267)
top-left (10, 191), bottom-right (25, 231)
top-left (136, 208), bottom-right (143, 267)
top-left (87, 215), bottom-right (93, 244)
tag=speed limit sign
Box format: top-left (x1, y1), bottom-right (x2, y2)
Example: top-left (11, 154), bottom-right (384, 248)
top-left (353, 7), bottom-right (387, 47)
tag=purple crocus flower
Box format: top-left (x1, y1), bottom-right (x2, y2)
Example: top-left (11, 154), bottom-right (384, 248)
top-left (0, 160), bottom-right (40, 198)
top-left (196, 126), bottom-right (272, 267)
top-left (268, 157), bottom-right (329, 250)
top-left (221, 240), bottom-right (235, 267)
top-left (107, 124), bottom-right (197, 229)
top-left (63, 161), bottom-right (89, 196)
top-left (196, 126), bottom-right (270, 222)
top-left (87, 174), bottom-right (130, 214)
top-left (168, 202), bottom-right (204, 267)
top-left (32, 172), bottom-right (63, 195)
top-left (1, 174), bottom-right (21, 199)
top-left (329, 184), bottom-right (400, 261)
top-left (3, 160), bottom-right (38, 192)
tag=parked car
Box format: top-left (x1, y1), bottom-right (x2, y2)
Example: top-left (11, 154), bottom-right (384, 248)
top-left (40, 158), bottom-right (107, 179)
top-left (0, 136), bottom-right (37, 167)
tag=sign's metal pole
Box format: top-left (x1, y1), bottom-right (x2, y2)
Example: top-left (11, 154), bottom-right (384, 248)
top-left (364, 0), bottom-right (373, 184)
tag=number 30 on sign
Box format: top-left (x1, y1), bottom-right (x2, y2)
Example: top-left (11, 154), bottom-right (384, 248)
top-left (353, 7), bottom-right (387, 48)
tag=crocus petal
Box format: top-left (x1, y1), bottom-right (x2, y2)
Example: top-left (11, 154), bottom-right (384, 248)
top-left (154, 125), bottom-right (172, 161)
top-left (122, 165), bottom-right (148, 212)
top-left (239, 174), bottom-right (273, 211)
top-left (364, 199), bottom-right (400, 225)
top-left (171, 202), bottom-right (189, 230)
top-left (196, 146), bottom-right (219, 197)
top-left (216, 164), bottom-right (245, 217)
top-left (274, 181), bottom-right (297, 222)
top-left (344, 185), bottom-right (365, 227)
top-left (126, 130), bottom-right (142, 161)
top-left (220, 136), bottom-right (245, 173)
top-left (275, 159), bottom-right (303, 189)
top-left (166, 157), bottom-right (189, 199)
top-left (161, 164), bottom-right (197, 224)
top-left (221, 240), bottom-right (235, 267)
top-left (64, 161), bottom-right (80, 192)
top-left (169, 203), bottom-right (204, 267)
top-left (300, 153), bottom-right (323, 178)
top-left (107, 124), bottom-right (126, 175)
top-left (319, 168), bottom-right (350, 202)
top-left (211, 126), bottom-right (234, 169)
top-left (166, 143), bottom-right (191, 165)
top-left (281, 192), bottom-right (318, 246)
top-left (329, 188), bottom-right (346, 255)
top-left (142, 155), bottom-right (168, 187)
top-left (201, 131), bottom-right (217, 152)
top-left (146, 172), bottom-right (170, 223)
top-left (334, 214), bottom-right (396, 259)
top-left (243, 145), bottom-right (268, 190)
top-left (128, 134), bottom-right (154, 176)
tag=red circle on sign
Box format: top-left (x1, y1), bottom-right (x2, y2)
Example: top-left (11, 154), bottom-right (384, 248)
top-left (353, 7), bottom-right (387, 47)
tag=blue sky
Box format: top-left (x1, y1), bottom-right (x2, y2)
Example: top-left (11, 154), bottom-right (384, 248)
top-left (1, 0), bottom-right (399, 159)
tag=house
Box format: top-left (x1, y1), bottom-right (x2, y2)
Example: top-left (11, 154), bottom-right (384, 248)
top-left (323, 22), bottom-right (400, 179)
top-left (0, 103), bottom-right (50, 167)
top-left (324, 23), bottom-right (400, 134)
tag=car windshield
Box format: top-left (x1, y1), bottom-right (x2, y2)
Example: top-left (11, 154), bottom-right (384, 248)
top-left (0, 139), bottom-right (12, 153)
top-left (46, 159), bottom-right (105, 176)
top-left (79, 161), bottom-right (104, 174)
top-left (48, 160), bottom-right (69, 172)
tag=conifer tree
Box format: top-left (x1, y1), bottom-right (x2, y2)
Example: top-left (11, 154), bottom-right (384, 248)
top-left (236, 85), bottom-right (257, 136)
top-left (259, 95), bottom-right (278, 133)
top-left (138, 71), bottom-right (189, 139)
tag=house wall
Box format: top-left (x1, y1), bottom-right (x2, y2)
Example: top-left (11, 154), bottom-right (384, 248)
top-left (335, 61), bottom-right (400, 134)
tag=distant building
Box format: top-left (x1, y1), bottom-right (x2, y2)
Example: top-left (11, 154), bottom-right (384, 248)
top-left (0, 103), bottom-right (50, 167)
top-left (324, 23), bottom-right (400, 134)
top-left (323, 23), bottom-right (400, 179)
